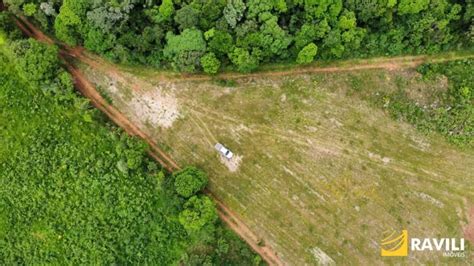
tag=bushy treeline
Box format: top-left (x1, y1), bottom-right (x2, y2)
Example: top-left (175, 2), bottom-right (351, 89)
top-left (4, 0), bottom-right (474, 73)
top-left (0, 15), bottom-right (262, 265)
top-left (384, 59), bottom-right (473, 147)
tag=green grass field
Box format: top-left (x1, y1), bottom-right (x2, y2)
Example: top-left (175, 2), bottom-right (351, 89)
top-left (82, 62), bottom-right (474, 264)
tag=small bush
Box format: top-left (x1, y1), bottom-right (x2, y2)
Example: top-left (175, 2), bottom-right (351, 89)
top-left (174, 166), bottom-right (208, 198)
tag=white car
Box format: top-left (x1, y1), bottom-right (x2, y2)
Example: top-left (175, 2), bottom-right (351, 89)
top-left (214, 143), bottom-right (233, 159)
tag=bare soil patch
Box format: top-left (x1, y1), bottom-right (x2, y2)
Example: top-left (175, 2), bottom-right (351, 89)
top-left (219, 155), bottom-right (242, 172)
top-left (129, 89), bottom-right (180, 129)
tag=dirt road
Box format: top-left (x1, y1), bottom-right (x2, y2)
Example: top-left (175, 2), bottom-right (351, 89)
top-left (13, 16), bottom-right (284, 266)
top-left (65, 46), bottom-right (474, 84)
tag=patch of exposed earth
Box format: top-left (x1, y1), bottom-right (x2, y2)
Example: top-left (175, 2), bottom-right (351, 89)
top-left (84, 66), bottom-right (181, 129)
top-left (129, 89), bottom-right (180, 129)
top-left (220, 155), bottom-right (242, 172)
top-left (310, 247), bottom-right (335, 265)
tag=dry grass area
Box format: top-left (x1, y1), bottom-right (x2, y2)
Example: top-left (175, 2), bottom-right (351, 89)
top-left (82, 63), bottom-right (474, 265)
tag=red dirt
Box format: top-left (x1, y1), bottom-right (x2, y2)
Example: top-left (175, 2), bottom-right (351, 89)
top-left (14, 16), bottom-right (284, 266)
top-left (209, 189), bottom-right (284, 266)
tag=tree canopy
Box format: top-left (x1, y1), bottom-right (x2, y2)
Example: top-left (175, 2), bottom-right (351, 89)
top-left (5, 0), bottom-right (472, 73)
top-left (163, 28), bottom-right (207, 72)
top-left (296, 43), bottom-right (318, 64)
top-left (179, 195), bottom-right (218, 234)
top-left (174, 166), bottom-right (209, 198)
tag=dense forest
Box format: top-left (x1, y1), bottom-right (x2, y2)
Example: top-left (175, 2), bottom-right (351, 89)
top-left (3, 0), bottom-right (474, 73)
top-left (0, 14), bottom-right (262, 265)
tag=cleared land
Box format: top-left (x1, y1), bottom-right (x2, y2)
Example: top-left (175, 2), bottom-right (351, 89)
top-left (82, 61), bottom-right (474, 264)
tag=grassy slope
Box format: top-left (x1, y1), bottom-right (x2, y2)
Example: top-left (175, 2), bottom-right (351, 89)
top-left (83, 63), bottom-right (474, 264)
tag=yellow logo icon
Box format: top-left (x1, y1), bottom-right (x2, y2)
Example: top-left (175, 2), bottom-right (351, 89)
top-left (381, 230), bottom-right (408, 256)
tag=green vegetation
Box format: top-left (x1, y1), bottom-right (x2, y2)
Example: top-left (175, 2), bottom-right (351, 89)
top-left (179, 195), bottom-right (218, 234)
top-left (22, 3), bottom-right (36, 16)
top-left (1, 2), bottom-right (473, 265)
top-left (163, 28), bottom-right (207, 72)
top-left (3, 0), bottom-right (473, 72)
top-left (382, 59), bottom-right (473, 147)
top-left (174, 166), bottom-right (209, 198)
top-left (296, 43), bottom-right (318, 64)
top-left (0, 19), bottom-right (262, 265)
top-left (11, 38), bottom-right (62, 85)
top-left (0, 31), bottom-right (5, 45)
top-left (201, 52), bottom-right (221, 74)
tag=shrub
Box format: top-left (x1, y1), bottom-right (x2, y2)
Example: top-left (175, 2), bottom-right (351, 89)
top-left (179, 195), bottom-right (218, 234)
top-left (296, 43), bottom-right (318, 64)
top-left (163, 29), bottom-right (206, 72)
top-left (22, 3), bottom-right (37, 16)
top-left (201, 52), bottom-right (221, 74)
top-left (174, 166), bottom-right (208, 198)
top-left (229, 48), bottom-right (258, 73)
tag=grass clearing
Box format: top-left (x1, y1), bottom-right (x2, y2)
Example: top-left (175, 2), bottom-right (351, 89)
top-left (82, 62), bottom-right (474, 264)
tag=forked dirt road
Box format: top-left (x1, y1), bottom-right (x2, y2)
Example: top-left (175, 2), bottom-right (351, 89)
top-left (14, 16), bottom-right (284, 266)
top-left (12, 15), bottom-right (474, 266)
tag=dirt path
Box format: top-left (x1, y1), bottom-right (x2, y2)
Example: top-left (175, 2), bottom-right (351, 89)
top-left (68, 47), bottom-right (474, 84)
top-left (14, 16), bottom-right (284, 266)
top-left (71, 44), bottom-right (473, 84)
